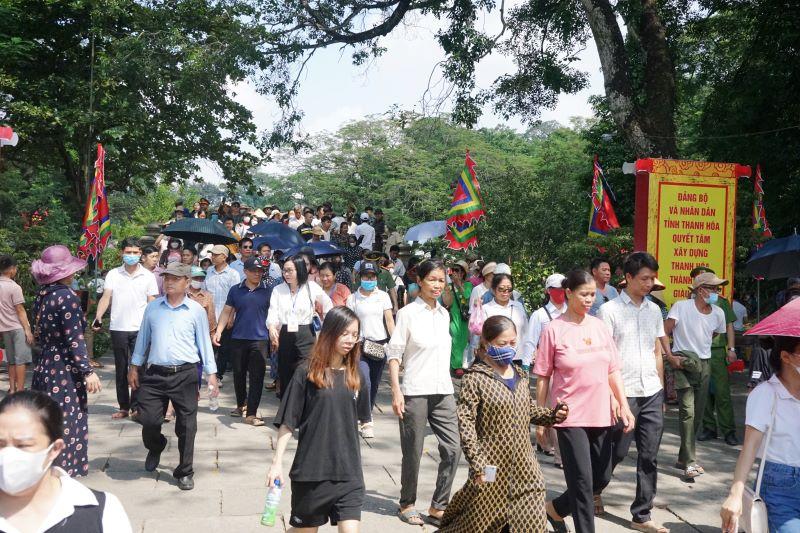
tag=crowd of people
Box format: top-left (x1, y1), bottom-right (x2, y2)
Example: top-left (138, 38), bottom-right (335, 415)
top-left (0, 198), bottom-right (798, 533)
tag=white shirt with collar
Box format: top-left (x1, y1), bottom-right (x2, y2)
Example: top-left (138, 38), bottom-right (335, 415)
top-left (0, 468), bottom-right (132, 533)
top-left (483, 299), bottom-right (528, 362)
top-left (267, 281), bottom-right (333, 327)
top-left (521, 301), bottom-right (567, 366)
top-left (598, 290), bottom-right (665, 398)
top-left (103, 264), bottom-right (158, 332)
top-left (386, 297), bottom-right (453, 396)
top-left (746, 374), bottom-right (800, 467)
top-left (354, 222), bottom-right (375, 250)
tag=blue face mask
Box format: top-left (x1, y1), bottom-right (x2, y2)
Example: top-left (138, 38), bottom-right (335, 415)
top-left (486, 344), bottom-right (516, 366)
top-left (360, 279), bottom-right (378, 291)
top-left (122, 254), bottom-right (140, 266)
top-left (704, 292), bottom-right (719, 305)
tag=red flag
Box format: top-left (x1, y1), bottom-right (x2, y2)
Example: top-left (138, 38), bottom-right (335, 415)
top-left (588, 156), bottom-right (620, 237)
top-left (78, 145), bottom-right (111, 267)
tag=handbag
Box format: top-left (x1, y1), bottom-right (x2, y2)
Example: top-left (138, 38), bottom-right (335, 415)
top-left (307, 284), bottom-right (322, 334)
top-left (362, 339), bottom-right (387, 361)
top-left (740, 384), bottom-right (777, 533)
top-left (468, 298), bottom-right (486, 336)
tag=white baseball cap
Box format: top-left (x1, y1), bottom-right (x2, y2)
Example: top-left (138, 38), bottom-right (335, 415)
top-left (494, 263), bottom-right (512, 275)
top-left (545, 273), bottom-right (566, 289)
top-left (360, 212), bottom-right (369, 221)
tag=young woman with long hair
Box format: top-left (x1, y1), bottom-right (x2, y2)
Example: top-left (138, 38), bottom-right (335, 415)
top-left (439, 316), bottom-right (568, 532)
top-left (269, 306), bottom-right (370, 532)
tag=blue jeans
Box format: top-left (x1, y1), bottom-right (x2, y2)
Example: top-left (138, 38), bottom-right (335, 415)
top-left (358, 356), bottom-right (386, 421)
top-left (761, 461), bottom-right (800, 533)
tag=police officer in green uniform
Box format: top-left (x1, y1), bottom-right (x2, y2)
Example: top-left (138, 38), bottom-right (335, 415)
top-left (692, 266), bottom-right (739, 446)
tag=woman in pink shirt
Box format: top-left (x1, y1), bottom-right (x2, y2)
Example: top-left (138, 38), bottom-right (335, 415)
top-left (533, 269), bottom-right (635, 533)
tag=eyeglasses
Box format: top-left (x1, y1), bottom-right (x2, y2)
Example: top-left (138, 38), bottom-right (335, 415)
top-left (496, 287), bottom-right (513, 293)
top-left (340, 332), bottom-right (361, 341)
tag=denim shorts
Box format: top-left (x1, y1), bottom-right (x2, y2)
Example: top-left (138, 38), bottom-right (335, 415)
top-left (760, 461), bottom-right (800, 533)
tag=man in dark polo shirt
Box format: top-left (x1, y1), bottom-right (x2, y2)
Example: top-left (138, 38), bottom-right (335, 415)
top-left (212, 257), bottom-right (272, 426)
top-left (297, 208), bottom-right (315, 242)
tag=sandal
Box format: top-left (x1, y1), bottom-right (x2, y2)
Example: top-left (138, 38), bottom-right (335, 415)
top-left (683, 465), bottom-right (703, 479)
top-left (397, 508), bottom-right (424, 526)
top-left (244, 416), bottom-right (265, 426)
top-left (593, 494), bottom-right (605, 516)
top-left (423, 513), bottom-right (442, 527)
top-left (89, 360), bottom-right (104, 368)
top-left (631, 520), bottom-right (670, 533)
top-left (164, 412), bottom-right (174, 423)
top-left (229, 407), bottom-right (246, 418)
top-left (111, 410), bottom-right (129, 420)
top-left (547, 513), bottom-right (571, 533)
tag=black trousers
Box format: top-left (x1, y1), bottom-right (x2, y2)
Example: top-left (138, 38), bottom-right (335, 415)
top-left (605, 391), bottom-right (664, 524)
top-left (110, 330), bottom-right (138, 411)
top-left (277, 325), bottom-right (315, 396)
top-left (214, 328), bottom-right (233, 379)
top-left (553, 426), bottom-right (613, 533)
top-left (137, 364), bottom-right (199, 479)
top-left (230, 339), bottom-right (268, 415)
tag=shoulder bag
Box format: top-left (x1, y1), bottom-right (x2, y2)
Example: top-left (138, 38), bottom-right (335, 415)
top-left (355, 292), bottom-right (388, 361)
top-left (307, 283), bottom-right (322, 335)
top-left (740, 384), bottom-right (778, 533)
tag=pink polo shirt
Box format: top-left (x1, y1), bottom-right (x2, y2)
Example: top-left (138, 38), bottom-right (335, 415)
top-left (0, 276), bottom-right (24, 332)
top-left (533, 315), bottom-right (620, 428)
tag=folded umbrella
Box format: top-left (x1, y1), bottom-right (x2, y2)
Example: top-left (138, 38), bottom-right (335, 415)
top-left (161, 218), bottom-right (237, 245)
top-left (746, 298), bottom-right (800, 337)
top-left (404, 220), bottom-right (446, 244)
top-left (746, 233), bottom-right (800, 280)
top-left (284, 241), bottom-right (344, 258)
top-left (248, 220), bottom-right (305, 248)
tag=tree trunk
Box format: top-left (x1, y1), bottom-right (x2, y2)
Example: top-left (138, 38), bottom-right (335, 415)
top-left (580, 0), bottom-right (678, 158)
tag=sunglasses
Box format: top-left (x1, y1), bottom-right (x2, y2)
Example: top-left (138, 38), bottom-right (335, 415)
top-left (496, 287), bottom-right (514, 293)
top-left (241, 245), bottom-right (253, 249)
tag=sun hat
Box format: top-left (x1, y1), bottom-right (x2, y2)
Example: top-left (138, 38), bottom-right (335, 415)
top-left (481, 262), bottom-right (497, 276)
top-left (190, 266), bottom-right (206, 278)
top-left (494, 263), bottom-right (512, 276)
top-left (31, 245), bottom-right (88, 285)
top-left (690, 271), bottom-right (728, 291)
top-left (312, 226), bottom-right (325, 236)
top-left (451, 260), bottom-right (469, 273)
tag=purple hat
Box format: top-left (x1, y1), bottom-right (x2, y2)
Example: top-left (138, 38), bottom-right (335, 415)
top-left (31, 245), bottom-right (87, 285)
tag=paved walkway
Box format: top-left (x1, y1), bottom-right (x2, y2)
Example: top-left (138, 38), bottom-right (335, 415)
top-left (17, 365), bottom-right (752, 532)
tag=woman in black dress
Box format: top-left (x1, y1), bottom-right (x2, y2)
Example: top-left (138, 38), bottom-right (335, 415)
top-left (31, 245), bottom-right (102, 477)
top-left (269, 306), bottom-right (370, 532)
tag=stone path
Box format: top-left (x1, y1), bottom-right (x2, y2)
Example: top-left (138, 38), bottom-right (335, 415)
top-left (13, 365), bottom-right (752, 532)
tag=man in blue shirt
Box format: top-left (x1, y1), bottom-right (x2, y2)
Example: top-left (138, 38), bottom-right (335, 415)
top-left (213, 257), bottom-right (272, 426)
top-left (129, 263), bottom-right (219, 491)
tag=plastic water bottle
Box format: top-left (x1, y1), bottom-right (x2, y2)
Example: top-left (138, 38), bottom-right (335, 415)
top-left (260, 480), bottom-right (282, 526)
top-left (208, 385), bottom-right (219, 412)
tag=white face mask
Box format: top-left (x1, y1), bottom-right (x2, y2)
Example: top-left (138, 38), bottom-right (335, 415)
top-left (0, 444), bottom-right (54, 495)
top-left (190, 280), bottom-right (203, 290)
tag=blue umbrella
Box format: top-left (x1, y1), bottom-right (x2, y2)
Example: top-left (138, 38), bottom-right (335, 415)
top-left (746, 233), bottom-right (800, 280)
top-left (404, 220), bottom-right (447, 243)
top-left (284, 241), bottom-right (344, 258)
top-left (248, 221), bottom-right (305, 248)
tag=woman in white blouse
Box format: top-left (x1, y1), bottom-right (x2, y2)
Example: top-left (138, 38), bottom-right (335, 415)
top-left (268, 256), bottom-right (333, 396)
top-left (483, 273), bottom-right (528, 367)
top-left (0, 390), bottom-right (132, 533)
top-left (721, 334), bottom-right (800, 533)
top-left (386, 259), bottom-right (461, 527)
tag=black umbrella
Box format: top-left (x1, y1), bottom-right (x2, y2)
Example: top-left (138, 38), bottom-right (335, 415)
top-left (746, 233), bottom-right (800, 280)
top-left (161, 218), bottom-right (237, 245)
top-left (248, 221), bottom-right (305, 248)
top-left (285, 241), bottom-right (344, 258)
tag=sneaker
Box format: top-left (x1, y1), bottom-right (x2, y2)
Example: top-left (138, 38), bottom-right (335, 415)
top-left (360, 423), bottom-right (375, 439)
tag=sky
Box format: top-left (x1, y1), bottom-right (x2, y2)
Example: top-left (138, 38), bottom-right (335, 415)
top-left (202, 9), bottom-right (605, 181)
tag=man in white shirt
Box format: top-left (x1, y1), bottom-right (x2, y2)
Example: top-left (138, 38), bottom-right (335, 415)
top-left (389, 245), bottom-right (406, 277)
top-left (354, 213), bottom-right (376, 250)
top-left (287, 205), bottom-right (302, 230)
top-left (597, 253), bottom-right (671, 533)
top-left (204, 245), bottom-right (242, 383)
top-left (589, 257), bottom-right (620, 315)
top-left (93, 238), bottom-right (159, 419)
top-left (665, 271), bottom-right (727, 479)
top-left (521, 273), bottom-right (566, 369)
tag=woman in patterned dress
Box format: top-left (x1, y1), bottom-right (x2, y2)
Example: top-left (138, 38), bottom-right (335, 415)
top-left (31, 245), bottom-right (102, 477)
top-left (439, 316), bottom-right (568, 532)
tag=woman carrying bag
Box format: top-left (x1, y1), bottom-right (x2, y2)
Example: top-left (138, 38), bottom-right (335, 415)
top-left (720, 334), bottom-right (800, 533)
top-left (346, 262), bottom-right (395, 439)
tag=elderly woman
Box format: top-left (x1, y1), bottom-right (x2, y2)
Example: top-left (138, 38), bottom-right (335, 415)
top-left (440, 316), bottom-right (568, 532)
top-left (31, 245), bottom-right (102, 477)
